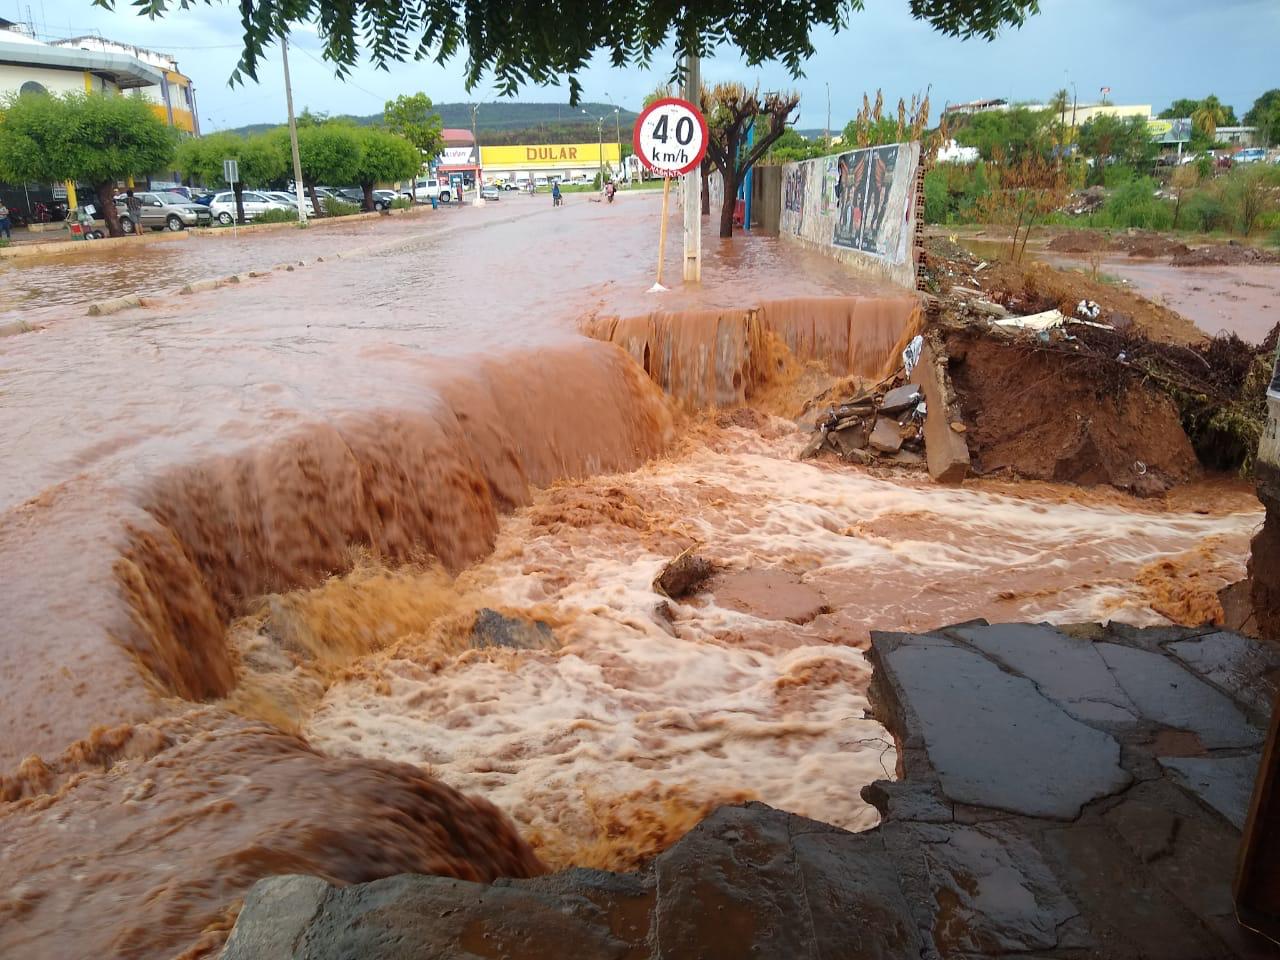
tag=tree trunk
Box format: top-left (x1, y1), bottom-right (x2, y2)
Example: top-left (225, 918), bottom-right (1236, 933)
top-left (96, 182), bottom-right (124, 238)
top-left (362, 183), bottom-right (375, 211)
top-left (233, 183), bottom-right (246, 225)
top-left (719, 175), bottom-right (738, 238)
top-left (701, 164), bottom-right (710, 216)
top-left (307, 183), bottom-right (323, 217)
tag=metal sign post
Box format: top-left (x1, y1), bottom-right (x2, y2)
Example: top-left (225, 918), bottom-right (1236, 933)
top-left (633, 96), bottom-right (708, 293)
top-left (223, 158), bottom-right (240, 238)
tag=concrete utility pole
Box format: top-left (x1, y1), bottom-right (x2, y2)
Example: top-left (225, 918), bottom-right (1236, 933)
top-left (471, 103), bottom-right (483, 206)
top-left (280, 34), bottom-right (307, 224)
top-left (682, 50), bottom-right (702, 283)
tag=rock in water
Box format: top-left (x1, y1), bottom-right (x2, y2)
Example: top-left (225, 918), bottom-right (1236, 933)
top-left (470, 609), bottom-right (555, 650)
top-left (654, 551), bottom-right (716, 600)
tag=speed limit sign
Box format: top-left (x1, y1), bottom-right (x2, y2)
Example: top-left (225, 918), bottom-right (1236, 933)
top-left (633, 97), bottom-right (708, 177)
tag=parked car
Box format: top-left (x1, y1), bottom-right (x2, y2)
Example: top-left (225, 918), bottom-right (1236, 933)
top-left (371, 189), bottom-right (398, 210)
top-left (114, 191), bottom-right (212, 232)
top-left (208, 190), bottom-right (289, 224)
top-left (191, 192), bottom-right (216, 206)
top-left (404, 178), bottom-right (453, 204)
top-left (1235, 148), bottom-right (1267, 165)
top-left (480, 185), bottom-right (500, 201)
top-left (265, 191), bottom-right (315, 216)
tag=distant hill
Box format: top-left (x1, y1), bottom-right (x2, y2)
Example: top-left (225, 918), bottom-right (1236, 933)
top-left (218, 101), bottom-right (640, 144)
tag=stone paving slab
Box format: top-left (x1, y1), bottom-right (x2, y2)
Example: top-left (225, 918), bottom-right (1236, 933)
top-left (1158, 753), bottom-right (1262, 829)
top-left (1167, 631), bottom-right (1280, 720)
top-left (1097, 642), bottom-right (1263, 749)
top-left (949, 622), bottom-right (1138, 726)
top-left (877, 633), bottom-right (1131, 819)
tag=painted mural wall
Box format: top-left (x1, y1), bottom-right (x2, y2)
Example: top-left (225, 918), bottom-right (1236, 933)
top-left (780, 141), bottom-right (922, 289)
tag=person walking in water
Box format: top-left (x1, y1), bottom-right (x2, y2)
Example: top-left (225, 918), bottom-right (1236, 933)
top-left (125, 188), bottom-right (142, 235)
top-left (551, 181), bottom-right (562, 207)
top-left (0, 201), bottom-right (11, 241)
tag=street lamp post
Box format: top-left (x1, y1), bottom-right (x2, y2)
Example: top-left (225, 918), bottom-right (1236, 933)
top-left (470, 103), bottom-right (483, 206)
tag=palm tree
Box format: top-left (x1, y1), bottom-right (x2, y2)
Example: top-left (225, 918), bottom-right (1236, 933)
top-left (1192, 95), bottom-right (1229, 140)
top-left (1049, 88), bottom-right (1070, 126)
top-left (1049, 88), bottom-right (1071, 160)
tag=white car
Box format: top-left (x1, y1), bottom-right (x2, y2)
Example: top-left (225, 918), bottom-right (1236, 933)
top-left (404, 178), bottom-right (453, 204)
top-left (265, 191), bottom-right (315, 216)
top-left (208, 190), bottom-right (289, 224)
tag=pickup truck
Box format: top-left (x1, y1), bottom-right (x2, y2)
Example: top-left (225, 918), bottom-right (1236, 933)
top-left (404, 178), bottom-right (453, 204)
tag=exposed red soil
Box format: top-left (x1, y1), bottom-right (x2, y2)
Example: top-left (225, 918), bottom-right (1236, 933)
top-left (943, 327), bottom-right (1199, 493)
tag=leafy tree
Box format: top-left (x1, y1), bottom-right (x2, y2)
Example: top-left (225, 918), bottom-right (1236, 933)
top-left (174, 131), bottom-right (288, 223)
top-left (767, 127), bottom-right (822, 163)
top-left (107, 0), bottom-right (1040, 105)
top-left (1077, 114), bottom-right (1155, 182)
top-left (297, 123), bottom-right (364, 213)
top-left (354, 128), bottom-right (420, 208)
top-left (955, 106), bottom-right (1052, 162)
top-left (703, 84), bottom-right (800, 237)
top-left (1244, 89), bottom-right (1280, 147)
top-left (1159, 98), bottom-right (1202, 120)
top-left (383, 92), bottom-right (444, 167)
top-left (0, 91), bottom-right (174, 237)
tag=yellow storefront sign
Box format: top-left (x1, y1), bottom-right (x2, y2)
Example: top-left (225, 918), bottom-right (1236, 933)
top-left (480, 143), bottom-right (621, 168)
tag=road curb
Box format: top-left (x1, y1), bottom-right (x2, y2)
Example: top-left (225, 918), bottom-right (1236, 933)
top-left (87, 295), bottom-right (143, 317)
top-left (0, 230), bottom-right (190, 260)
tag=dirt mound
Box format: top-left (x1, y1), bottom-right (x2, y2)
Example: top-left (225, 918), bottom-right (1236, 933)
top-left (1046, 230), bottom-right (1113, 254)
top-left (1114, 234), bottom-right (1191, 259)
top-left (944, 327), bottom-right (1198, 493)
top-left (1172, 244), bottom-right (1280, 267)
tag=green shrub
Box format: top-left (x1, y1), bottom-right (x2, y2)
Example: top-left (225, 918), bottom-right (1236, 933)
top-left (923, 168), bottom-right (949, 223)
top-left (1184, 191), bottom-right (1228, 232)
top-left (1101, 164), bottom-right (1139, 188)
top-left (254, 207), bottom-right (300, 224)
top-left (390, 196), bottom-right (411, 209)
top-left (1100, 177), bottom-right (1173, 230)
top-left (325, 199), bottom-right (361, 217)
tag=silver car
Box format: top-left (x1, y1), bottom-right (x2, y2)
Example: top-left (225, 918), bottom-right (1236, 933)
top-left (209, 190), bottom-right (290, 224)
top-left (116, 191), bottom-right (212, 232)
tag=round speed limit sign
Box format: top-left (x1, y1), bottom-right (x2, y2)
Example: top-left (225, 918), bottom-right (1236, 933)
top-left (633, 97), bottom-right (708, 177)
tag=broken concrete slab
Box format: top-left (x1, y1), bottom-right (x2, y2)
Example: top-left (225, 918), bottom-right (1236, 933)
top-left (909, 338), bottom-right (970, 483)
top-left (1097, 642), bottom-right (1263, 748)
top-left (877, 633), bottom-right (1131, 818)
top-left (1158, 754), bottom-right (1261, 829)
top-left (1167, 631), bottom-right (1280, 720)
top-left (469, 608), bottom-right (555, 650)
top-left (869, 416), bottom-right (904, 453)
top-left (879, 383), bottom-right (922, 415)
top-left (949, 622), bottom-right (1138, 727)
top-left (915, 822), bottom-right (1081, 955)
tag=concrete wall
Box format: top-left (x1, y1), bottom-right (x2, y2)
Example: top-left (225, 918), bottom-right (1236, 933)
top-left (0, 63), bottom-right (106, 96)
top-left (779, 141), bottom-right (922, 290)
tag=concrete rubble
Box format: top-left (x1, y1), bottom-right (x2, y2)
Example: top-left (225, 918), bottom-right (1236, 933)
top-left (222, 621), bottom-right (1279, 959)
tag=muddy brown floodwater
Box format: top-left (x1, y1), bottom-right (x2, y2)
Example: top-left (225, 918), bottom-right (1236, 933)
top-left (0, 192), bottom-right (1263, 959)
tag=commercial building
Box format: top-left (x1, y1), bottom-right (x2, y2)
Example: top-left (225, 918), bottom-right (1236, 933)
top-left (0, 20), bottom-right (201, 215)
top-left (0, 21), bottom-right (198, 133)
top-left (478, 143), bottom-right (622, 184)
top-left (435, 129), bottom-right (481, 192)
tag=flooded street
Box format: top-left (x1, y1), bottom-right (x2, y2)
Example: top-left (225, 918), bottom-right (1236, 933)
top-left (1, 194), bottom-right (1263, 959)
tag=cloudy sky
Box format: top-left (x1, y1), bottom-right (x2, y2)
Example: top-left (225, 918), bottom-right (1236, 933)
top-left (18, 0), bottom-right (1277, 130)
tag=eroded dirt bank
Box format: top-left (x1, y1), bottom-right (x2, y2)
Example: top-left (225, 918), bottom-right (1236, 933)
top-left (1, 206), bottom-right (1266, 959)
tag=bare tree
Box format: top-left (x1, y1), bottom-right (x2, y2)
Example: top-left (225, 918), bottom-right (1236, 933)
top-left (702, 84), bottom-right (801, 238)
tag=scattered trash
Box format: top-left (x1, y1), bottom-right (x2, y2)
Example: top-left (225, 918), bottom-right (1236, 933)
top-left (902, 335), bottom-right (924, 379)
top-left (994, 309), bottom-right (1066, 333)
top-left (1076, 300), bottom-right (1101, 321)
